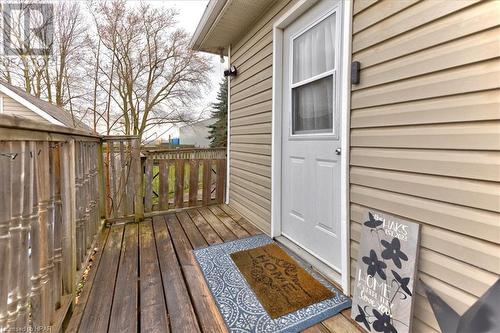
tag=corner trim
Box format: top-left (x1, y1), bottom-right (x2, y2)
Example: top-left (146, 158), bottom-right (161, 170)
top-left (226, 44), bottom-right (231, 204)
top-left (340, 0), bottom-right (353, 296)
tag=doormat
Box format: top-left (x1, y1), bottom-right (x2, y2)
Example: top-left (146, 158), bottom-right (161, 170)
top-left (192, 234), bottom-right (351, 333)
top-left (230, 243), bottom-right (334, 319)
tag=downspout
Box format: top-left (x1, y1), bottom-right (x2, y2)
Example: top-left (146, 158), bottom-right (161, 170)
top-left (225, 44), bottom-right (231, 204)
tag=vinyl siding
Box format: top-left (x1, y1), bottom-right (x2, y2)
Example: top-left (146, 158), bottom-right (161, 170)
top-left (349, 1), bottom-right (500, 332)
top-left (228, 0), bottom-right (298, 234)
top-left (1, 93), bottom-right (49, 123)
top-left (227, 1), bottom-right (500, 332)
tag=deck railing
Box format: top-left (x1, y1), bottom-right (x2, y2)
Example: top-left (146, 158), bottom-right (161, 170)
top-left (102, 136), bottom-right (142, 221)
top-left (143, 147), bottom-right (226, 213)
top-left (102, 137), bottom-right (226, 221)
top-left (0, 115), bottom-right (102, 333)
top-left (0, 119), bottom-right (227, 331)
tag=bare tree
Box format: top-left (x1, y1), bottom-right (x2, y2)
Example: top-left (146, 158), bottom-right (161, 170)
top-left (0, 0), bottom-right (212, 137)
top-left (95, 0), bottom-right (212, 140)
top-left (0, 1), bottom-right (91, 124)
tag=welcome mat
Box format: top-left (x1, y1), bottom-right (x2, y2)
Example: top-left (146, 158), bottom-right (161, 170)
top-left (193, 234), bottom-right (351, 333)
top-left (230, 243), bottom-right (334, 318)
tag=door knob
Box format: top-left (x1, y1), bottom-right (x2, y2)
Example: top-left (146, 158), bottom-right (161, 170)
top-left (335, 148), bottom-right (341, 155)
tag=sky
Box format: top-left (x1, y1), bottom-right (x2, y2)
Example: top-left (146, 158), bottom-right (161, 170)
top-left (132, 0), bottom-right (226, 139)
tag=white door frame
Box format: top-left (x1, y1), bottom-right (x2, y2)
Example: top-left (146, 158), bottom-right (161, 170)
top-left (270, 0), bottom-right (352, 295)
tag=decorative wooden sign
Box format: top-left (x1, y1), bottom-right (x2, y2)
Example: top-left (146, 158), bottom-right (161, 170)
top-left (352, 210), bottom-right (420, 333)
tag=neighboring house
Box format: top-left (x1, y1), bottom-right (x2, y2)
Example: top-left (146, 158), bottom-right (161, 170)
top-left (179, 118), bottom-right (216, 147)
top-left (0, 81), bottom-right (92, 132)
top-left (191, 1), bottom-right (500, 332)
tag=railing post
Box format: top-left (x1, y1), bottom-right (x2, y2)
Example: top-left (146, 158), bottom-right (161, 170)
top-left (7, 141), bottom-right (24, 328)
top-left (0, 142), bottom-right (12, 331)
top-left (60, 140), bottom-right (77, 303)
top-left (31, 141), bottom-right (52, 327)
top-left (132, 138), bottom-right (144, 222)
top-left (97, 141), bottom-right (106, 219)
top-left (18, 142), bottom-right (33, 329)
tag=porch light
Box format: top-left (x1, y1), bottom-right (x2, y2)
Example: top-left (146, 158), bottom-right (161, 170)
top-left (224, 65), bottom-right (237, 77)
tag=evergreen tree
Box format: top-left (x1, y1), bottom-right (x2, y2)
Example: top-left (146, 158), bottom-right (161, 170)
top-left (208, 77), bottom-right (228, 147)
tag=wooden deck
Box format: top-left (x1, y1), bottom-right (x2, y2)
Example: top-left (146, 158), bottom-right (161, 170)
top-left (66, 204), bottom-right (361, 333)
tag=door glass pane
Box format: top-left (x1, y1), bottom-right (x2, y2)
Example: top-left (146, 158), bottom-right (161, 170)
top-left (292, 75), bottom-right (333, 135)
top-left (293, 13), bottom-right (335, 83)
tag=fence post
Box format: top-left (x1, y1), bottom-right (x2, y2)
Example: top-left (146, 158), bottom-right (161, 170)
top-left (132, 138), bottom-right (144, 222)
top-left (0, 142), bottom-right (12, 331)
top-left (60, 139), bottom-right (77, 303)
top-left (97, 141), bottom-right (106, 219)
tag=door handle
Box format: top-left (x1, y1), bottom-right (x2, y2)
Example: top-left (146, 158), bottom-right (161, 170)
top-left (335, 148), bottom-right (341, 155)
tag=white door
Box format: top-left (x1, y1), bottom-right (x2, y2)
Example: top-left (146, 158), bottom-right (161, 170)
top-left (281, 0), bottom-right (342, 271)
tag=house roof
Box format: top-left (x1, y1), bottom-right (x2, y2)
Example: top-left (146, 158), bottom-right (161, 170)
top-left (190, 0), bottom-right (279, 55)
top-left (0, 80), bottom-right (93, 133)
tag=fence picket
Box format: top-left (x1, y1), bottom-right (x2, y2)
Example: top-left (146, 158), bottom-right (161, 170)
top-left (7, 141), bottom-right (24, 327)
top-left (175, 159), bottom-right (185, 208)
top-left (33, 141), bottom-right (52, 326)
top-left (108, 141), bottom-right (117, 219)
top-left (0, 142), bottom-right (12, 331)
top-left (216, 159), bottom-right (226, 204)
top-left (144, 159), bottom-right (153, 213)
top-left (189, 159), bottom-right (199, 206)
top-left (17, 142), bottom-right (33, 329)
top-left (119, 141), bottom-right (127, 216)
top-left (159, 160), bottom-right (169, 210)
top-left (50, 144), bottom-right (63, 309)
top-left (202, 160), bottom-right (211, 206)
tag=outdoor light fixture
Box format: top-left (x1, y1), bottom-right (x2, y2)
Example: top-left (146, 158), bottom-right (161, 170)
top-left (224, 65), bottom-right (237, 77)
top-left (351, 61), bottom-right (361, 84)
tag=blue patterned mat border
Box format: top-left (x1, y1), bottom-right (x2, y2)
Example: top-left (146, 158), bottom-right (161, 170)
top-left (193, 234), bottom-right (352, 333)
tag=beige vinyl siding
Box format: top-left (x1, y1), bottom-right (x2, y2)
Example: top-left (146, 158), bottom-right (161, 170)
top-left (227, 0), bottom-right (500, 331)
top-left (228, 0), bottom-right (298, 234)
top-left (1, 93), bottom-right (49, 123)
top-left (350, 1), bottom-right (500, 333)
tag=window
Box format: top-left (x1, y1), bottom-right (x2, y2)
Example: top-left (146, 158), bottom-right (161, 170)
top-left (291, 13), bottom-right (336, 135)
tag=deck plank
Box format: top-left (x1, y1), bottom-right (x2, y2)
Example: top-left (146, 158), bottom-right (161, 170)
top-left (219, 204), bottom-right (263, 236)
top-left (321, 312), bottom-right (363, 333)
top-left (198, 207), bottom-right (237, 242)
top-left (109, 224), bottom-right (139, 332)
top-left (208, 205), bottom-right (250, 238)
top-left (186, 209), bottom-right (223, 245)
top-left (303, 323), bottom-right (331, 333)
top-left (66, 228), bottom-right (110, 332)
top-left (165, 214), bottom-right (228, 333)
top-left (139, 220), bottom-right (170, 333)
top-left (78, 225), bottom-right (124, 333)
top-left (70, 204), bottom-right (360, 333)
top-left (176, 211), bottom-right (208, 249)
top-left (153, 216), bottom-right (200, 333)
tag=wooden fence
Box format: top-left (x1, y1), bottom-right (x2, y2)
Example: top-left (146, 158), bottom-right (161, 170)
top-left (0, 117), bottom-right (227, 331)
top-left (102, 136), bottom-right (142, 221)
top-left (103, 139), bottom-right (226, 220)
top-left (0, 115), bottom-right (102, 333)
top-left (143, 147), bottom-right (226, 213)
